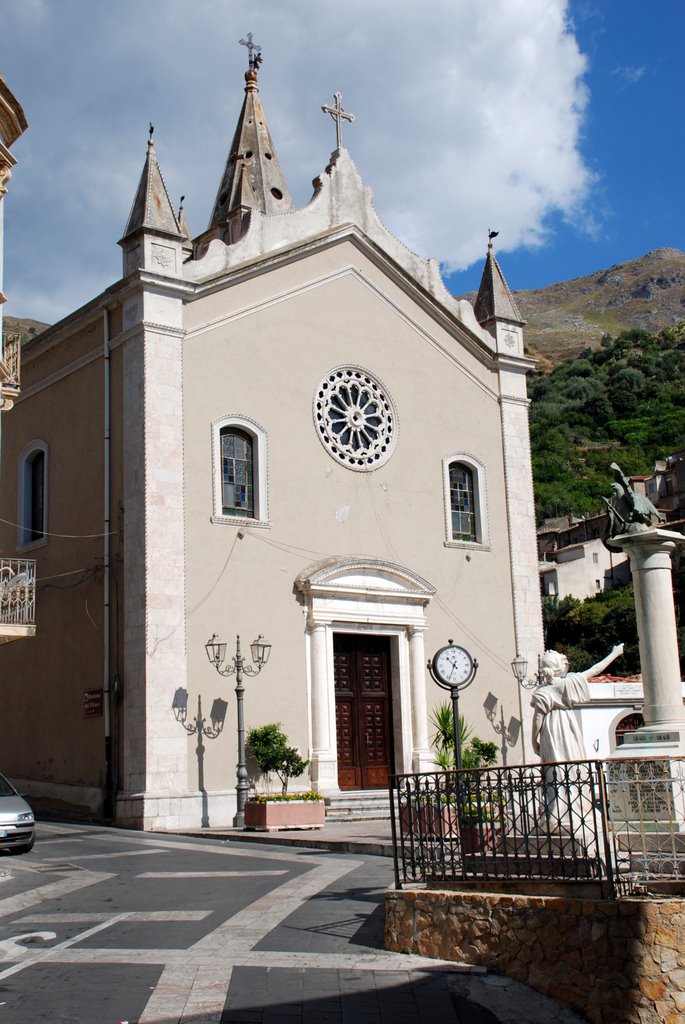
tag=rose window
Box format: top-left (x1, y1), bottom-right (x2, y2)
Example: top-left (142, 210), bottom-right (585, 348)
top-left (314, 367), bottom-right (397, 470)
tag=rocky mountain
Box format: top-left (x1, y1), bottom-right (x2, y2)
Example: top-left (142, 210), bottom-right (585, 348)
top-left (511, 247), bottom-right (685, 368)
top-left (2, 314), bottom-right (50, 344)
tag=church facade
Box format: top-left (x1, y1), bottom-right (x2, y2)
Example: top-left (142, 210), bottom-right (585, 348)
top-left (0, 56), bottom-right (543, 828)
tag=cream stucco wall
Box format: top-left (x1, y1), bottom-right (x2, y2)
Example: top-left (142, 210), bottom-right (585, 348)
top-left (0, 235), bottom-right (540, 827)
top-left (181, 241), bottom-right (526, 802)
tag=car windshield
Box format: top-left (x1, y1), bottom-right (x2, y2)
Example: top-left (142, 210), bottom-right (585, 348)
top-left (0, 775), bottom-right (17, 797)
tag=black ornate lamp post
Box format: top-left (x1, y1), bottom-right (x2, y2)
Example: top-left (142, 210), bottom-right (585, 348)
top-left (205, 633), bottom-right (271, 827)
top-left (172, 687), bottom-right (228, 827)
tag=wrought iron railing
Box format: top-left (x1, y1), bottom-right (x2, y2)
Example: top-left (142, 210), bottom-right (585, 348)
top-left (391, 762), bottom-right (616, 896)
top-left (392, 758), bottom-right (685, 898)
top-left (0, 558), bottom-right (36, 627)
top-left (0, 332), bottom-right (21, 393)
top-left (606, 756), bottom-right (685, 890)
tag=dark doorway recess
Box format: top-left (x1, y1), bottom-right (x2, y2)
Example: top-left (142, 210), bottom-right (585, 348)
top-left (334, 633), bottom-right (394, 790)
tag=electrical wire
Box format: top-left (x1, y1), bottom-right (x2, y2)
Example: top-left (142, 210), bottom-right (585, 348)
top-left (0, 515), bottom-right (116, 539)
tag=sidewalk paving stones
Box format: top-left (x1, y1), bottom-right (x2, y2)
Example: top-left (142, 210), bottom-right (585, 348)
top-left (0, 821), bottom-right (590, 1023)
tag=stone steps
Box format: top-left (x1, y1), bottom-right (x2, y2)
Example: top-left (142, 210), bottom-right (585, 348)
top-left (325, 791), bottom-right (391, 821)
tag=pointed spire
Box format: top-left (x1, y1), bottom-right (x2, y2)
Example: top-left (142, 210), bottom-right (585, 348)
top-left (208, 44), bottom-right (292, 234)
top-left (121, 127), bottom-right (182, 242)
top-left (474, 233), bottom-right (524, 326)
top-left (178, 195), bottom-right (193, 259)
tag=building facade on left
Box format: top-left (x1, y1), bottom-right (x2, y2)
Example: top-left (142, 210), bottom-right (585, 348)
top-left (0, 74), bottom-right (35, 647)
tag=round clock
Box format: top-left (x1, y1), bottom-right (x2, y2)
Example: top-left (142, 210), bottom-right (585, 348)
top-left (431, 642), bottom-right (475, 689)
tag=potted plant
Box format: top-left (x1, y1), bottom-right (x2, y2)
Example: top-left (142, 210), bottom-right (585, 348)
top-left (401, 706), bottom-right (501, 845)
top-left (244, 723), bottom-right (325, 831)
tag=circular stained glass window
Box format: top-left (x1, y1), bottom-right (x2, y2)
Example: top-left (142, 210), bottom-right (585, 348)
top-left (313, 366), bottom-right (398, 470)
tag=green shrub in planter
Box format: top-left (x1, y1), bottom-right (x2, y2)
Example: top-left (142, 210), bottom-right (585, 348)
top-left (251, 790), bottom-right (323, 804)
top-left (247, 722), bottom-right (310, 796)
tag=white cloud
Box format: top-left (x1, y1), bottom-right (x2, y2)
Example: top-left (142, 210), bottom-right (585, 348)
top-left (2, 0), bottom-right (592, 322)
top-left (612, 64), bottom-right (647, 87)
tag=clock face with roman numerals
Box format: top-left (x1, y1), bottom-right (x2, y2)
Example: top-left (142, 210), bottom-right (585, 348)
top-left (433, 644), bottom-right (474, 686)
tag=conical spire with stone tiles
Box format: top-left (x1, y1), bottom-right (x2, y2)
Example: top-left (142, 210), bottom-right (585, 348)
top-left (208, 46), bottom-right (292, 231)
top-left (474, 238), bottom-right (524, 326)
top-left (121, 130), bottom-right (182, 242)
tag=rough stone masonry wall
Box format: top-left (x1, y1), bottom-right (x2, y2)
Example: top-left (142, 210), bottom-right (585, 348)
top-left (385, 888), bottom-right (685, 1024)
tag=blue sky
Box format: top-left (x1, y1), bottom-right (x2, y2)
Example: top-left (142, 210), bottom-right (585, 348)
top-left (1, 0), bottom-right (683, 323)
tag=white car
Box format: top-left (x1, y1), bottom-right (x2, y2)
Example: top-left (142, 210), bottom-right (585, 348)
top-left (0, 773), bottom-right (35, 853)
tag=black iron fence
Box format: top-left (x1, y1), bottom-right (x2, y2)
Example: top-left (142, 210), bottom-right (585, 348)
top-left (390, 757), bottom-right (685, 899)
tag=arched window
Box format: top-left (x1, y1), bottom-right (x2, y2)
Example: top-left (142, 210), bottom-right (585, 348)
top-left (615, 712), bottom-right (644, 747)
top-left (449, 463), bottom-right (476, 542)
top-left (220, 428), bottom-right (254, 517)
top-left (442, 453), bottom-right (488, 548)
top-left (18, 440), bottom-right (49, 547)
top-left (211, 416), bottom-right (269, 526)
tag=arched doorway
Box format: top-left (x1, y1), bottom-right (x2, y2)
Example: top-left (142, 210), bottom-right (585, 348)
top-left (295, 557), bottom-right (436, 794)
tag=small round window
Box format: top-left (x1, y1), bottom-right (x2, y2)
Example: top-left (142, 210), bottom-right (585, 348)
top-left (313, 366), bottom-right (398, 471)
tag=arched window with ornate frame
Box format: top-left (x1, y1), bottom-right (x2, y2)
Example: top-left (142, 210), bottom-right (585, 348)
top-left (211, 415), bottom-right (269, 526)
top-left (442, 452), bottom-right (489, 549)
top-left (17, 439), bottom-right (49, 548)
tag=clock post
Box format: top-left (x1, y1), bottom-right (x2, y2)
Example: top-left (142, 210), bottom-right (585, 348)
top-left (427, 640), bottom-right (478, 770)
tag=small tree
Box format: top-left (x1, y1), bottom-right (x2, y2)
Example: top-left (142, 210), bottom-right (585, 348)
top-left (247, 723), bottom-right (309, 796)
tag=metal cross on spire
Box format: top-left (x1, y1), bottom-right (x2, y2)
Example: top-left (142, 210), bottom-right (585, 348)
top-left (321, 92), bottom-right (355, 150)
top-left (239, 32), bottom-right (262, 70)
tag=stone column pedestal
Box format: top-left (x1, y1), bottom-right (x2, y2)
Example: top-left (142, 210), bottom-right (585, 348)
top-left (609, 528), bottom-right (685, 757)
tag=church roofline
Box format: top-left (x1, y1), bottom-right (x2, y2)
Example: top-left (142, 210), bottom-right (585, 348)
top-left (185, 147), bottom-right (507, 358)
top-left (188, 221), bottom-right (506, 368)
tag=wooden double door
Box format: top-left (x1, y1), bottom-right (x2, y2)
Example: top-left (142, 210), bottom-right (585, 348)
top-left (334, 633), bottom-right (394, 790)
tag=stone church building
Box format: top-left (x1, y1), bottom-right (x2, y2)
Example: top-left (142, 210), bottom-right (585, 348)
top-left (0, 54), bottom-right (543, 828)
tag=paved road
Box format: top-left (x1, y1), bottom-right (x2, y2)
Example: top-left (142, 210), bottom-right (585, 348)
top-left (0, 823), bottom-right (586, 1023)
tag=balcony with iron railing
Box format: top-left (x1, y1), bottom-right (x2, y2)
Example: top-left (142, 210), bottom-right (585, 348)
top-left (0, 557), bottom-right (36, 642)
top-left (0, 331), bottom-right (21, 407)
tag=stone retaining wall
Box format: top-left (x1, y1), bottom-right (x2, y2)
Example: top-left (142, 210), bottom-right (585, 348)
top-left (385, 887), bottom-right (685, 1024)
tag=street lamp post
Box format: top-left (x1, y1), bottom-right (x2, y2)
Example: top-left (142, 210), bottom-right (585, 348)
top-left (511, 652), bottom-right (542, 690)
top-left (205, 632), bottom-right (271, 827)
top-left (172, 688), bottom-right (228, 827)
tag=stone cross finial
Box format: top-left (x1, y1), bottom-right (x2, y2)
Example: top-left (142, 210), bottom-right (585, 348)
top-left (321, 92), bottom-right (355, 150)
top-left (240, 32), bottom-right (262, 70)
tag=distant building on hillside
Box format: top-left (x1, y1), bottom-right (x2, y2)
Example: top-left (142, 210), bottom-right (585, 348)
top-left (537, 454), bottom-right (685, 603)
top-left (635, 448), bottom-right (685, 528)
top-left (538, 512), bottom-right (629, 600)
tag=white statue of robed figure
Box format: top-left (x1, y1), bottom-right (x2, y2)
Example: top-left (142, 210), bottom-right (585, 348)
top-left (531, 645), bottom-right (624, 762)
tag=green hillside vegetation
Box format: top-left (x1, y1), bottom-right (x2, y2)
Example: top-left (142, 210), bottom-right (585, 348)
top-left (543, 587), bottom-right (641, 675)
top-left (529, 324), bottom-right (685, 523)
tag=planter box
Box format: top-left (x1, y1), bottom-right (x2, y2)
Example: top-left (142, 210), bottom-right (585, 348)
top-left (244, 800), bottom-right (326, 832)
top-left (400, 802), bottom-right (497, 851)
